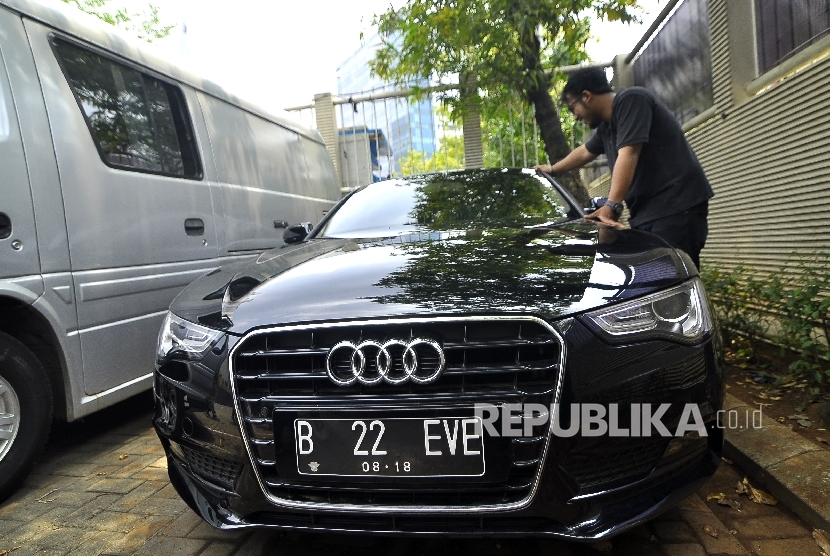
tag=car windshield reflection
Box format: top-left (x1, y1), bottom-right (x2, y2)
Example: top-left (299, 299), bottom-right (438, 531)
top-left (315, 169), bottom-right (576, 238)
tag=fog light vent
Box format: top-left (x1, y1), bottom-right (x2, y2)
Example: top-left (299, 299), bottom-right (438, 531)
top-left (181, 445), bottom-right (241, 487)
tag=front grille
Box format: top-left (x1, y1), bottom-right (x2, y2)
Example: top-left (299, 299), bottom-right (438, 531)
top-left (180, 445), bottom-right (241, 487)
top-left (233, 318), bottom-right (560, 399)
top-left (231, 317), bottom-right (563, 510)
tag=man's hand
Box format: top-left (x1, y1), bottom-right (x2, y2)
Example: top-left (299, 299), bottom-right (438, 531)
top-left (534, 146), bottom-right (598, 176)
top-left (585, 205), bottom-right (625, 228)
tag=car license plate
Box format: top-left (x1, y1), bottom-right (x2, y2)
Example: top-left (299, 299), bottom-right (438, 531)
top-left (294, 417), bottom-right (485, 477)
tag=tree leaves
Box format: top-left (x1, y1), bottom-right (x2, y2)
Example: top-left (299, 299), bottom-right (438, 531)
top-left (61, 0), bottom-right (174, 43)
top-left (371, 0), bottom-right (640, 201)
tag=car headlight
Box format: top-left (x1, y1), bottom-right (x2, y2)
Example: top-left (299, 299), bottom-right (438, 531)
top-left (157, 312), bottom-right (223, 362)
top-left (582, 277), bottom-right (710, 344)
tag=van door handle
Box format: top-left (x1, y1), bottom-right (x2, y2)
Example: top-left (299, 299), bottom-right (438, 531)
top-left (184, 218), bottom-right (205, 236)
top-left (0, 213), bottom-right (10, 240)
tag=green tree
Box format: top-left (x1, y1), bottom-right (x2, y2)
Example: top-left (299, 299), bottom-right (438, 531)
top-left (399, 96), bottom-right (585, 179)
top-left (399, 133), bottom-right (465, 174)
top-left (62, 0), bottom-right (174, 42)
top-left (372, 0), bottom-right (640, 204)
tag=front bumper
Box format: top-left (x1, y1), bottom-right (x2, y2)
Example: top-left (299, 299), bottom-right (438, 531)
top-left (152, 317), bottom-right (724, 539)
top-left (160, 440), bottom-right (719, 538)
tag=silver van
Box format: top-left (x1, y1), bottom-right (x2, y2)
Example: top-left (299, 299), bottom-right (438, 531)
top-left (0, 0), bottom-right (340, 501)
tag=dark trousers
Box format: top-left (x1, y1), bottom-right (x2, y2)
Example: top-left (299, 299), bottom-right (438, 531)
top-left (632, 201), bottom-right (709, 269)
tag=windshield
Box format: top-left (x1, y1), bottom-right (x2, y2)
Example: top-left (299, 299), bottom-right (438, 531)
top-left (316, 169), bottom-right (578, 239)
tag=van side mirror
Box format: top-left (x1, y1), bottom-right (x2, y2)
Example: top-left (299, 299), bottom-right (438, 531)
top-left (283, 222), bottom-right (313, 244)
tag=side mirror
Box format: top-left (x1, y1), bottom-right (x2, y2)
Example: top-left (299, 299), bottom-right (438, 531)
top-left (283, 222), bottom-right (313, 244)
top-left (584, 196), bottom-right (608, 214)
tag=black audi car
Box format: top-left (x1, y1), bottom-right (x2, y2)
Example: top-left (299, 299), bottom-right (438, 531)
top-left (153, 168), bottom-right (723, 539)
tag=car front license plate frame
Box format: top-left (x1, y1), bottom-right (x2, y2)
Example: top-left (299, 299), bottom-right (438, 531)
top-left (293, 416), bottom-right (485, 478)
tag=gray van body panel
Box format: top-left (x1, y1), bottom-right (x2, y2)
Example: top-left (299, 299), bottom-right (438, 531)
top-left (0, 0), bottom-right (340, 423)
top-left (0, 5), bottom-right (70, 276)
top-left (25, 19), bottom-right (220, 271)
top-left (198, 93), bottom-right (336, 254)
top-left (0, 8), bottom-right (40, 280)
top-left (25, 18), bottom-right (221, 396)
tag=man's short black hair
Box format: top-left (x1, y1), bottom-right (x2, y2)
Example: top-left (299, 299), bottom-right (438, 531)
top-left (561, 67), bottom-right (614, 103)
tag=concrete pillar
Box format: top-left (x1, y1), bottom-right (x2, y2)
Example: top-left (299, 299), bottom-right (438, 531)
top-left (612, 54), bottom-right (635, 89)
top-left (313, 93), bottom-right (341, 186)
top-left (724, 0), bottom-right (755, 105)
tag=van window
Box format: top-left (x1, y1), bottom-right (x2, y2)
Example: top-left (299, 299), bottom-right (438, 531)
top-left (52, 38), bottom-right (201, 178)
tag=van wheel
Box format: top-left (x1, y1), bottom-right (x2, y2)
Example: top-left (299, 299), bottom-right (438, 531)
top-left (0, 331), bottom-right (53, 503)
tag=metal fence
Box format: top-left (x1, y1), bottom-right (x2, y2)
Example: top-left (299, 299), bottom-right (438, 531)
top-left (285, 85), bottom-right (595, 192)
top-left (755, 0), bottom-right (830, 74)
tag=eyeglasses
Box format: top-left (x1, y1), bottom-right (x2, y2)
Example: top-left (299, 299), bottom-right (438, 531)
top-left (566, 95), bottom-right (583, 114)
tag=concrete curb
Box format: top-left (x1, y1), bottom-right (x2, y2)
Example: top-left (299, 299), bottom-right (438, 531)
top-left (722, 392), bottom-right (830, 532)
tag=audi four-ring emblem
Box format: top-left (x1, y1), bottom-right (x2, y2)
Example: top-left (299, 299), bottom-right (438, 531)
top-left (326, 338), bottom-right (446, 386)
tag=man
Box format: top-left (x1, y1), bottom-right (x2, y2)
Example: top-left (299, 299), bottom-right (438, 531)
top-left (535, 67), bottom-right (713, 268)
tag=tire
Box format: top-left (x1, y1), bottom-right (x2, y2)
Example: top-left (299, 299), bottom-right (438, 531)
top-left (0, 330), bottom-right (53, 503)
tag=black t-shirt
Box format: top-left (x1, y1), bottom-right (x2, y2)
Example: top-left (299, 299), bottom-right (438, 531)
top-left (585, 87), bottom-right (713, 226)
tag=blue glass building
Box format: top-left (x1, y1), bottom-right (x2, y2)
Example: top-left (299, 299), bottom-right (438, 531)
top-left (336, 33), bottom-right (437, 176)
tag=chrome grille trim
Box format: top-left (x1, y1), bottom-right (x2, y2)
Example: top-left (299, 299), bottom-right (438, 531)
top-left (229, 315), bottom-right (566, 513)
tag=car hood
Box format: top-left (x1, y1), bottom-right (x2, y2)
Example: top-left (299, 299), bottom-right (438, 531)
top-left (170, 221), bottom-right (694, 335)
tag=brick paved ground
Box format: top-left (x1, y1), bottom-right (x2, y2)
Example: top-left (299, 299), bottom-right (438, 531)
top-left (0, 392), bottom-right (822, 556)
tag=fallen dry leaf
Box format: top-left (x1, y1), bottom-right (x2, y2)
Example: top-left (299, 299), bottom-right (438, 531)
top-left (799, 419), bottom-right (813, 428)
top-left (814, 529), bottom-right (830, 553)
top-left (735, 480), bottom-right (747, 495)
top-left (748, 487), bottom-right (777, 505)
top-left (703, 524), bottom-right (719, 538)
top-left (718, 498), bottom-right (742, 510)
top-left (707, 493), bottom-right (725, 501)
top-left (736, 477), bottom-right (778, 505)
top-left (118, 454), bottom-right (129, 460)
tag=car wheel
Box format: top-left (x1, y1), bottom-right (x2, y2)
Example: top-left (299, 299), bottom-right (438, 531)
top-left (0, 331), bottom-right (53, 503)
